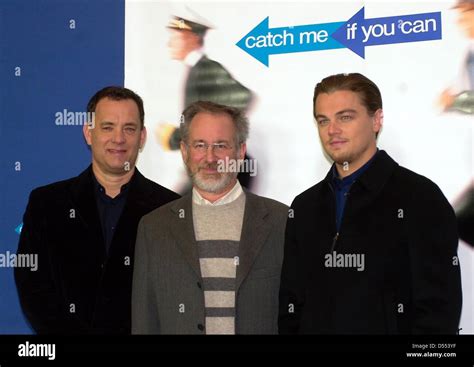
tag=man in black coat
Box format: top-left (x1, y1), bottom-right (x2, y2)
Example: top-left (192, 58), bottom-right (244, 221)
top-left (278, 73), bottom-right (462, 334)
top-left (15, 86), bottom-right (180, 334)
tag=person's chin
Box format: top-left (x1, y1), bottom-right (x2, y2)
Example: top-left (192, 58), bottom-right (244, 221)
top-left (196, 174), bottom-right (221, 186)
top-left (195, 176), bottom-right (228, 193)
top-left (106, 162), bottom-right (132, 174)
top-left (329, 151), bottom-right (350, 165)
top-left (325, 148), bottom-right (339, 160)
top-left (200, 171), bottom-right (221, 179)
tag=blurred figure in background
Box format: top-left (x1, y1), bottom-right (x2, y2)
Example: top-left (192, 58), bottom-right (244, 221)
top-left (438, 0), bottom-right (474, 114)
top-left (438, 0), bottom-right (474, 246)
top-left (157, 7), bottom-right (255, 194)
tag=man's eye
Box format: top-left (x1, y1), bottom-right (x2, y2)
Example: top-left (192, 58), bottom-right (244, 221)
top-left (318, 119), bottom-right (329, 125)
top-left (125, 127), bottom-right (136, 133)
top-left (214, 144), bottom-right (228, 151)
top-left (340, 115), bottom-right (352, 121)
top-left (194, 143), bottom-right (206, 149)
top-left (102, 126), bottom-right (113, 131)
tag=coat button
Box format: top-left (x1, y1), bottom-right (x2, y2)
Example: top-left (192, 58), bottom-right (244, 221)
top-left (197, 323), bottom-right (204, 331)
top-left (197, 282), bottom-right (202, 289)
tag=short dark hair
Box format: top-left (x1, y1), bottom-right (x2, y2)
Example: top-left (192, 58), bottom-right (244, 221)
top-left (313, 73), bottom-right (383, 138)
top-left (180, 101), bottom-right (249, 146)
top-left (313, 73), bottom-right (382, 118)
top-left (87, 86), bottom-right (145, 128)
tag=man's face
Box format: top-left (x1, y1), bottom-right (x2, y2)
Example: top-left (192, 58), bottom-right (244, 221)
top-left (168, 29), bottom-right (197, 60)
top-left (83, 98), bottom-right (146, 176)
top-left (181, 112), bottom-right (246, 194)
top-left (457, 6), bottom-right (474, 38)
top-left (314, 90), bottom-right (382, 170)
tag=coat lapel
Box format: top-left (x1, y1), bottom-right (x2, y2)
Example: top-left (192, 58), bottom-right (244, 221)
top-left (169, 195), bottom-right (202, 280)
top-left (68, 166), bottom-right (155, 261)
top-left (110, 169), bottom-right (156, 257)
top-left (235, 192), bottom-right (271, 292)
top-left (166, 191), bottom-right (272, 286)
top-left (69, 166), bottom-right (105, 257)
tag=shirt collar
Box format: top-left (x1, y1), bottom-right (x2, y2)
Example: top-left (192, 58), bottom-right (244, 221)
top-left (92, 173), bottom-right (133, 199)
top-left (332, 149), bottom-right (379, 188)
top-left (192, 180), bottom-right (243, 206)
top-left (184, 49), bottom-right (204, 67)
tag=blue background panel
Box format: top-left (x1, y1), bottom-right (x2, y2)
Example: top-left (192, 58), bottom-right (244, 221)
top-left (0, 0), bottom-right (124, 333)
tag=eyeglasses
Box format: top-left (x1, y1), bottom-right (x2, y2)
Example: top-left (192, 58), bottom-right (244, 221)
top-left (188, 142), bottom-right (233, 155)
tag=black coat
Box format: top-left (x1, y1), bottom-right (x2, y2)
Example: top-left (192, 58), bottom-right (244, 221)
top-left (279, 151), bottom-right (462, 334)
top-left (15, 166), bottom-right (180, 334)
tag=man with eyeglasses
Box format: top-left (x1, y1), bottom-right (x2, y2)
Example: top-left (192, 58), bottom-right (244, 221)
top-left (132, 100), bottom-right (288, 334)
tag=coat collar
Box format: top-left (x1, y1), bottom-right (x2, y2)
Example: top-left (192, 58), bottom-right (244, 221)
top-left (70, 164), bottom-right (154, 206)
top-left (324, 150), bottom-right (399, 194)
top-left (168, 189), bottom-right (271, 291)
top-left (69, 165), bottom-right (154, 255)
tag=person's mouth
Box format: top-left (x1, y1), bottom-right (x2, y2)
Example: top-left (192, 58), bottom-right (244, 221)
top-left (329, 140), bottom-right (347, 148)
top-left (199, 165), bottom-right (219, 174)
top-left (107, 148), bottom-right (127, 155)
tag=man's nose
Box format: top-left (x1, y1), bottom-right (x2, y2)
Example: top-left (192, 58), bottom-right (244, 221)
top-left (328, 121), bottom-right (341, 135)
top-left (205, 145), bottom-right (217, 162)
top-left (112, 129), bottom-right (126, 143)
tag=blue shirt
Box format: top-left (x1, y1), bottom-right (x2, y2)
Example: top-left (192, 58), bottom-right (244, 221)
top-left (332, 150), bottom-right (379, 232)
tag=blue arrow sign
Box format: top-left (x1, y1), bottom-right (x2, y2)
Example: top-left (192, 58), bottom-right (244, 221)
top-left (236, 17), bottom-right (345, 66)
top-left (237, 7), bottom-right (442, 65)
top-left (331, 7), bottom-right (442, 58)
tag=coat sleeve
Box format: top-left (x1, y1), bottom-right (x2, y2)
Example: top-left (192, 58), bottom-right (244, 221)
top-left (455, 183), bottom-right (474, 247)
top-left (409, 181), bottom-right (462, 334)
top-left (278, 201), bottom-right (305, 334)
top-left (14, 190), bottom-right (85, 333)
top-left (185, 59), bottom-right (254, 111)
top-left (131, 216), bottom-right (160, 334)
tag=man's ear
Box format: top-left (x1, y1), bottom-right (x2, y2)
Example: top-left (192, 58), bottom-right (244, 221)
top-left (239, 143), bottom-right (247, 160)
top-left (180, 141), bottom-right (188, 163)
top-left (373, 109), bottom-right (383, 134)
top-left (140, 126), bottom-right (147, 150)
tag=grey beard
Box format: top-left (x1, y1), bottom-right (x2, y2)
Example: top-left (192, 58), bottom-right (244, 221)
top-left (191, 169), bottom-right (237, 194)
